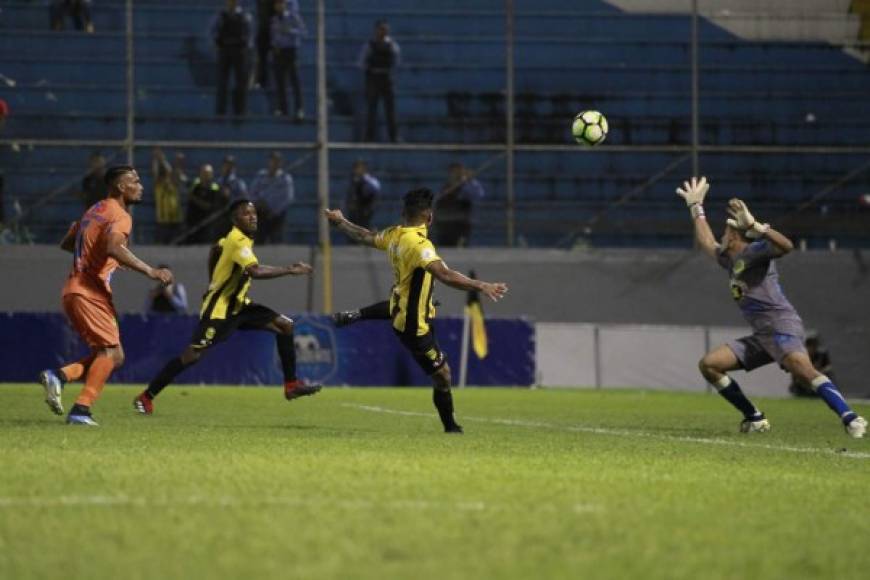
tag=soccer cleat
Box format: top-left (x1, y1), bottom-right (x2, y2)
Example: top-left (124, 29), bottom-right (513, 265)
top-left (845, 416), bottom-right (867, 439)
top-left (332, 310), bottom-right (361, 327)
top-left (66, 413), bottom-right (99, 427)
top-left (133, 392), bottom-right (154, 415)
top-left (444, 423), bottom-right (464, 434)
top-left (740, 414), bottom-right (771, 434)
top-left (284, 379), bottom-right (322, 401)
top-left (38, 370), bottom-right (64, 416)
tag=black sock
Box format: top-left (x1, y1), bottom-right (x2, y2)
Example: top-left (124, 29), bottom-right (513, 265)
top-left (70, 403), bottom-right (90, 416)
top-left (55, 369), bottom-right (69, 385)
top-left (718, 380), bottom-right (760, 419)
top-left (146, 357), bottom-right (190, 399)
top-left (360, 300), bottom-right (391, 320)
top-left (432, 388), bottom-right (458, 429)
top-left (276, 333), bottom-right (297, 382)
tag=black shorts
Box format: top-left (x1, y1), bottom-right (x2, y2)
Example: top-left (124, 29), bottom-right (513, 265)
top-left (395, 329), bottom-right (447, 376)
top-left (191, 303), bottom-right (282, 350)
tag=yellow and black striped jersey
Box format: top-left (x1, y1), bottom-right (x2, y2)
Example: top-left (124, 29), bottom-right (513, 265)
top-left (200, 226), bottom-right (259, 320)
top-left (374, 224), bottom-right (442, 336)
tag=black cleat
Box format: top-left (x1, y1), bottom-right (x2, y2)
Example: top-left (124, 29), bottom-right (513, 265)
top-left (284, 379), bottom-right (322, 401)
top-left (444, 424), bottom-right (464, 434)
top-left (332, 311), bottom-right (361, 327)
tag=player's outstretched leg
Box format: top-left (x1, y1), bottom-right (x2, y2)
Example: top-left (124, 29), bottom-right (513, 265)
top-left (135, 347), bottom-right (200, 415)
top-left (67, 347), bottom-right (124, 427)
top-left (39, 353), bottom-right (97, 416)
top-left (332, 300), bottom-right (391, 328)
top-left (271, 316), bottom-right (322, 401)
top-left (782, 352), bottom-right (866, 438)
top-left (699, 346), bottom-right (769, 433)
top-left (432, 363), bottom-right (462, 434)
top-left (38, 370), bottom-right (65, 416)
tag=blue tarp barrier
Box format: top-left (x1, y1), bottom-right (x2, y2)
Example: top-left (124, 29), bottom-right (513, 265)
top-left (0, 313), bottom-right (535, 386)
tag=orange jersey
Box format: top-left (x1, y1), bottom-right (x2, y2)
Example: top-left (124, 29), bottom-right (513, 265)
top-left (62, 197), bottom-right (133, 299)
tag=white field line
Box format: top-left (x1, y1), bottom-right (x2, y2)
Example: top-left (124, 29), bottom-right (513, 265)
top-left (0, 494), bottom-right (600, 515)
top-left (345, 404), bottom-right (870, 461)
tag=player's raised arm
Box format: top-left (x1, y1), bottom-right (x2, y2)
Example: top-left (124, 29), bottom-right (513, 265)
top-left (324, 208), bottom-right (377, 247)
top-left (676, 176), bottom-right (718, 260)
top-left (726, 198), bottom-right (793, 256)
top-left (59, 221), bottom-right (79, 253)
top-left (105, 231), bottom-right (173, 285)
top-left (244, 262), bottom-right (314, 279)
top-left (425, 260), bottom-right (508, 302)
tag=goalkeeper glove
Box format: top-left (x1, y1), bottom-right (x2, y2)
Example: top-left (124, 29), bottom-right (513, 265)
top-left (726, 198), bottom-right (770, 239)
top-left (676, 176), bottom-right (709, 219)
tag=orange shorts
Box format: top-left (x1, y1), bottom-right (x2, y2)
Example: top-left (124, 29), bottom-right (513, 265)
top-left (62, 293), bottom-right (120, 349)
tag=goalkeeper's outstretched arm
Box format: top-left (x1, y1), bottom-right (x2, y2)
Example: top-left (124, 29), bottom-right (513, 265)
top-left (760, 227), bottom-right (794, 256)
top-left (691, 212), bottom-right (720, 260)
top-left (725, 198), bottom-right (793, 256)
top-left (324, 208), bottom-right (377, 248)
top-left (676, 176), bottom-right (719, 260)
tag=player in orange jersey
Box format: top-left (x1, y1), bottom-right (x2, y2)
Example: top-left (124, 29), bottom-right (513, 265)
top-left (39, 165), bottom-right (173, 426)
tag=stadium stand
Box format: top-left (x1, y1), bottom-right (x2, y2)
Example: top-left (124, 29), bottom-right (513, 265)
top-left (0, 0), bottom-right (868, 246)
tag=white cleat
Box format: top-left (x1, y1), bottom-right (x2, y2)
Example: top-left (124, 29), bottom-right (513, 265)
top-left (740, 415), bottom-right (771, 434)
top-left (845, 416), bottom-right (867, 439)
top-left (38, 370), bottom-right (64, 416)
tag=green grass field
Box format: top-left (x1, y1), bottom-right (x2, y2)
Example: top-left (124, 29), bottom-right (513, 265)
top-left (1, 384), bottom-right (868, 580)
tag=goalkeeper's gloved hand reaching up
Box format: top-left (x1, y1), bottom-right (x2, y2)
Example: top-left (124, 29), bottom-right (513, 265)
top-left (676, 176), bottom-right (709, 219)
top-left (726, 198), bottom-right (770, 239)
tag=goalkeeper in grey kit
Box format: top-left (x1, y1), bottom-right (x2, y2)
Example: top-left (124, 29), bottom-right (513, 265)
top-left (677, 176), bottom-right (866, 438)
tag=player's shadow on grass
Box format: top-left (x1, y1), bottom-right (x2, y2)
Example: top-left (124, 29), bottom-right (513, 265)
top-left (0, 418), bottom-right (66, 427)
top-left (231, 423), bottom-right (378, 434)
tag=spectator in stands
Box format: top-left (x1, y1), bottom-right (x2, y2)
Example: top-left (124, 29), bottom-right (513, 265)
top-left (50, 0), bottom-right (94, 33)
top-left (434, 163), bottom-right (485, 247)
top-left (250, 151), bottom-right (294, 244)
top-left (214, 155), bottom-right (245, 237)
top-left (271, 0), bottom-right (306, 121)
top-left (0, 98), bottom-right (7, 135)
top-left (79, 152), bottom-right (107, 209)
top-left (344, 159), bottom-right (380, 230)
top-left (0, 100), bottom-right (7, 226)
top-left (358, 20), bottom-right (401, 142)
top-left (789, 334), bottom-right (834, 398)
top-left (217, 155), bottom-right (248, 202)
top-left (146, 265), bottom-right (188, 315)
top-left (152, 148), bottom-right (187, 244)
top-left (254, 0), bottom-right (276, 89)
top-left (212, 0), bottom-right (253, 116)
top-left (184, 164), bottom-right (222, 244)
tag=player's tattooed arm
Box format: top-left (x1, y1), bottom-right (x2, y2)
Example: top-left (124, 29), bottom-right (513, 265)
top-left (425, 261), bottom-right (508, 302)
top-left (244, 262), bottom-right (314, 279)
top-left (323, 208), bottom-right (377, 247)
top-left (59, 221), bottom-right (79, 253)
top-left (105, 231), bottom-right (173, 285)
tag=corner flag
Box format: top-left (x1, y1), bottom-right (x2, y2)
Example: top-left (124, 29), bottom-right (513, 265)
top-left (465, 270), bottom-right (488, 359)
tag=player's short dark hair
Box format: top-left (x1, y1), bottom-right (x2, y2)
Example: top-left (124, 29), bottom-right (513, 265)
top-left (104, 165), bottom-right (135, 190)
top-left (230, 198), bottom-right (254, 214)
top-left (403, 188), bottom-right (434, 218)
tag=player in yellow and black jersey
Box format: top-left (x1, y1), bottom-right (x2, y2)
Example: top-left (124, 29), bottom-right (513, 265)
top-left (133, 199), bottom-right (321, 415)
top-left (326, 188), bottom-right (508, 433)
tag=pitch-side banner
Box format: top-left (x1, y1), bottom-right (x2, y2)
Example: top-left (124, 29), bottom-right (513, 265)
top-left (0, 313), bottom-right (535, 387)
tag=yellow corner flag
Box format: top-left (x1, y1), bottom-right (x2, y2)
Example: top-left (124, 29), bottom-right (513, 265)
top-left (465, 270), bottom-right (488, 359)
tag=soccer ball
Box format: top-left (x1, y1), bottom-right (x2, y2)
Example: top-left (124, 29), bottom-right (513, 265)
top-left (572, 110), bottom-right (608, 146)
